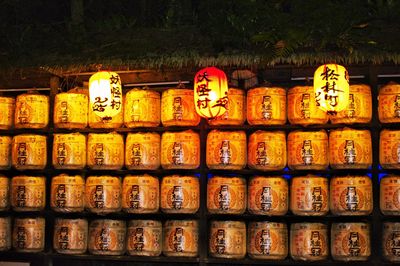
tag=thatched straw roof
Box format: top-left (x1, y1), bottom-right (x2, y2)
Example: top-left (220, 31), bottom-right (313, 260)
top-left (1, 0), bottom-right (400, 81)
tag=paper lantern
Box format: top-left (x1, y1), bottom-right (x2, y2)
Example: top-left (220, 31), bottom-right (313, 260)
top-left (313, 64), bottom-right (349, 113)
top-left (89, 71), bottom-right (122, 119)
top-left (194, 67), bottom-right (228, 119)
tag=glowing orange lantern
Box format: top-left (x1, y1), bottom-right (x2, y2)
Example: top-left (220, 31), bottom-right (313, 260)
top-left (194, 67), bottom-right (228, 119)
top-left (89, 71), bottom-right (122, 119)
top-left (313, 64), bottom-right (349, 113)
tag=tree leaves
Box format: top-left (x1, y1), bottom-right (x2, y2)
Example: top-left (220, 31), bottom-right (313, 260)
top-left (0, 0), bottom-right (400, 69)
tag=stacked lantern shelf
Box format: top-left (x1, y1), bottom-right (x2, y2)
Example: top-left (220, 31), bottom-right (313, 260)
top-left (0, 66), bottom-right (400, 266)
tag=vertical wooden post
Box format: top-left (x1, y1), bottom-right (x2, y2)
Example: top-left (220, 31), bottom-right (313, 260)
top-left (199, 118), bottom-right (208, 266)
top-left (49, 76), bottom-right (60, 129)
top-left (45, 75), bottom-right (60, 266)
top-left (369, 65), bottom-right (382, 266)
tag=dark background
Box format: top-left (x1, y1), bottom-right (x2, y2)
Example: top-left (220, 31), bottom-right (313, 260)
top-left (1, 0), bottom-right (400, 69)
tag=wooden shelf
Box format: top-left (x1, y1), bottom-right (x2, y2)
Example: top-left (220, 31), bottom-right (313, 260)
top-left (0, 65), bottom-right (397, 266)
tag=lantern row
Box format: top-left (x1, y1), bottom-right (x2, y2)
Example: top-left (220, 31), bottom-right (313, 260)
top-left (0, 217), bottom-right (198, 257)
top-left (1, 127), bottom-right (400, 170)
top-left (194, 65), bottom-right (352, 119)
top-left (1, 83), bottom-right (400, 130)
top-left (0, 173), bottom-right (399, 216)
top-left (1, 216), bottom-right (400, 262)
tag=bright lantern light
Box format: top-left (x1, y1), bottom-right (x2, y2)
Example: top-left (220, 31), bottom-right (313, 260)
top-left (194, 67), bottom-right (228, 119)
top-left (314, 64), bottom-right (349, 113)
top-left (89, 71), bottom-right (122, 118)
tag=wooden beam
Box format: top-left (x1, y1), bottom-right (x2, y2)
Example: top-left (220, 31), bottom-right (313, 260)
top-left (64, 70), bottom-right (195, 88)
top-left (0, 68), bottom-right (52, 89)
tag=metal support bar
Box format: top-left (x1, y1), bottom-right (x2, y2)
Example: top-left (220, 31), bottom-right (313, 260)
top-left (63, 70), bottom-right (150, 76)
top-left (291, 75), bottom-right (365, 81)
top-left (0, 88), bottom-right (51, 92)
top-left (377, 74), bottom-right (400, 78)
top-left (123, 80), bottom-right (191, 87)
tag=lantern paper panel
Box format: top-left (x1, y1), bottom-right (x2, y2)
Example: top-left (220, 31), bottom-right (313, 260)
top-left (378, 83), bottom-right (400, 123)
top-left (161, 88), bottom-right (200, 127)
top-left (287, 86), bottom-right (329, 126)
top-left (54, 92), bottom-right (88, 129)
top-left (314, 64), bottom-right (349, 113)
top-left (194, 67), bottom-right (229, 119)
top-left (88, 106), bottom-right (123, 128)
top-left (15, 92), bottom-right (49, 129)
top-left (330, 84), bottom-right (372, 124)
top-left (0, 97), bottom-right (15, 130)
top-left (208, 88), bottom-right (246, 126)
top-left (89, 71), bottom-right (122, 119)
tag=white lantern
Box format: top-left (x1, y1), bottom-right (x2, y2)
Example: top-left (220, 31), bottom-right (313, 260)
top-left (89, 71), bottom-right (122, 119)
top-left (314, 64), bottom-right (349, 113)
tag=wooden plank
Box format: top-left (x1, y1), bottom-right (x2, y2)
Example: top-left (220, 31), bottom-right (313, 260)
top-left (64, 70), bottom-right (195, 88)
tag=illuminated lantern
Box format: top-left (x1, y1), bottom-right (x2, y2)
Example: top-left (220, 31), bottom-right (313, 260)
top-left (313, 64), bottom-right (349, 113)
top-left (193, 67), bottom-right (228, 119)
top-left (89, 71), bottom-right (122, 119)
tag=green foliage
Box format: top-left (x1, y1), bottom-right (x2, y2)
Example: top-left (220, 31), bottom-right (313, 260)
top-left (0, 0), bottom-right (400, 70)
top-left (197, 0), bottom-right (400, 59)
